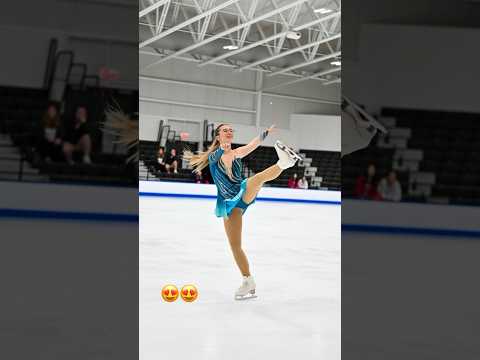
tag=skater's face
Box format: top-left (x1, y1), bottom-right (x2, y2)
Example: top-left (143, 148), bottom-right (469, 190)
top-left (217, 124), bottom-right (234, 144)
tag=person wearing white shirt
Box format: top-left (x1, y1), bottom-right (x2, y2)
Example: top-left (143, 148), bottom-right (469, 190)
top-left (377, 170), bottom-right (402, 202)
top-left (298, 176), bottom-right (309, 189)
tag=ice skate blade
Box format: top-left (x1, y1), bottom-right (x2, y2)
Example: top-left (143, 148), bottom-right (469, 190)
top-left (235, 289), bottom-right (257, 301)
top-left (275, 141), bottom-right (303, 161)
top-left (235, 294), bottom-right (258, 301)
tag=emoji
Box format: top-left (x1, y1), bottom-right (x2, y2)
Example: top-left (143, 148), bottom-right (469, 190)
top-left (162, 284), bottom-right (179, 302)
top-left (180, 284), bottom-right (198, 302)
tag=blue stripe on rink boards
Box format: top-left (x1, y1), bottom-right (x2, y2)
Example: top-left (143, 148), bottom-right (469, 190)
top-left (0, 208), bottom-right (138, 223)
top-left (342, 224), bottom-right (480, 238)
top-left (138, 192), bottom-right (341, 205)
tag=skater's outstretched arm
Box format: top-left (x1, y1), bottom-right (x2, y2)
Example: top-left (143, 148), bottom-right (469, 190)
top-left (234, 125), bottom-right (275, 159)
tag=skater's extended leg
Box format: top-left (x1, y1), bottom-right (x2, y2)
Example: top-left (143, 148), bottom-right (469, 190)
top-left (223, 208), bottom-right (250, 276)
top-left (242, 164), bottom-right (282, 204)
top-left (242, 140), bottom-right (300, 204)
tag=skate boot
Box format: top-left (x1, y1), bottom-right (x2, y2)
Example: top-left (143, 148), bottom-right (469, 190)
top-left (274, 140), bottom-right (302, 169)
top-left (235, 275), bottom-right (257, 300)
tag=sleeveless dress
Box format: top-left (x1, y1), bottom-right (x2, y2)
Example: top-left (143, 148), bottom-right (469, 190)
top-left (208, 147), bottom-right (255, 218)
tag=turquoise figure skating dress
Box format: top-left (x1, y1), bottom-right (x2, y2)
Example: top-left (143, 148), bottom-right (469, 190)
top-left (208, 147), bottom-right (255, 218)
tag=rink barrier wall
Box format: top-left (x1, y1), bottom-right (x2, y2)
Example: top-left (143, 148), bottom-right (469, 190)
top-left (342, 199), bottom-right (480, 238)
top-left (342, 224), bottom-right (480, 238)
top-left (138, 180), bottom-right (342, 205)
top-left (0, 181), bottom-right (138, 222)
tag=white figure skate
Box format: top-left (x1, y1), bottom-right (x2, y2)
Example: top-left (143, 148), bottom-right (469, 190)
top-left (274, 140), bottom-right (302, 169)
top-left (235, 275), bottom-right (257, 300)
top-left (342, 95), bottom-right (388, 157)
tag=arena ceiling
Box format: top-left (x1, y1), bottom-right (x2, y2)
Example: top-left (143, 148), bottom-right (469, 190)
top-left (139, 0), bottom-right (342, 88)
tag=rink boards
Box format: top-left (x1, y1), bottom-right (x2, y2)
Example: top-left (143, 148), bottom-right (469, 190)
top-left (0, 180), bottom-right (138, 222)
top-left (2, 180), bottom-right (478, 239)
top-left (139, 180), bottom-right (341, 204)
top-left (343, 199), bottom-right (480, 237)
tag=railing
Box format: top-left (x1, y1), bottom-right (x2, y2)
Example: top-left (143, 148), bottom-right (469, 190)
top-left (48, 50), bottom-right (74, 102)
top-left (69, 63), bottom-right (87, 88)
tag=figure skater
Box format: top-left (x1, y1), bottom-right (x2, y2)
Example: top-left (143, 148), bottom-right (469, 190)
top-left (184, 124), bottom-right (301, 300)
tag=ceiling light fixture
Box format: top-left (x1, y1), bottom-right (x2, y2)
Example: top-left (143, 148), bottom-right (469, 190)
top-left (331, 60), bottom-right (341, 66)
top-left (314, 8), bottom-right (333, 14)
top-left (223, 44), bottom-right (239, 50)
top-left (286, 31), bottom-right (302, 40)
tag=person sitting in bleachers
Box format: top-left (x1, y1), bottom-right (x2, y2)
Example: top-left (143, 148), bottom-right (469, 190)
top-left (298, 175), bottom-right (309, 189)
top-left (156, 147), bottom-right (167, 173)
top-left (62, 106), bottom-right (92, 165)
top-left (377, 170), bottom-right (402, 202)
top-left (354, 163), bottom-right (381, 200)
top-left (288, 173), bottom-right (299, 188)
top-left (165, 148), bottom-right (178, 174)
top-left (194, 169), bottom-right (210, 184)
top-left (37, 103), bottom-right (62, 162)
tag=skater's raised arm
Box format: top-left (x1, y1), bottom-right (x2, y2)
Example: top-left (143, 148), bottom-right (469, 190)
top-left (234, 125), bottom-right (275, 159)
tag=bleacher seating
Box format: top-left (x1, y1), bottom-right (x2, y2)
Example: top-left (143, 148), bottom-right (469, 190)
top-left (342, 107), bottom-right (480, 205)
top-left (0, 85), bottom-right (137, 185)
top-left (300, 150), bottom-right (341, 190)
top-left (141, 139), bottom-right (341, 191)
top-left (139, 140), bottom-right (200, 182)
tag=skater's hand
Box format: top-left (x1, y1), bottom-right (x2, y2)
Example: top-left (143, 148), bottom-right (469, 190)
top-left (220, 143), bottom-right (231, 151)
top-left (266, 124), bottom-right (276, 134)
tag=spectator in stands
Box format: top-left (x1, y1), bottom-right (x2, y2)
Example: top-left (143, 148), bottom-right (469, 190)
top-left (377, 170), bottom-right (402, 202)
top-left (165, 148), bottom-right (179, 174)
top-left (37, 104), bottom-right (62, 162)
top-left (62, 106), bottom-right (92, 165)
top-left (355, 163), bottom-right (381, 200)
top-left (298, 175), bottom-right (309, 189)
top-left (243, 163), bottom-right (253, 178)
top-left (194, 169), bottom-right (209, 184)
top-left (156, 147), bottom-right (167, 173)
top-left (288, 173), bottom-right (299, 188)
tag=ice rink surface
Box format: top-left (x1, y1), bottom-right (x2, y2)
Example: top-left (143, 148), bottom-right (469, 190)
top-left (140, 196), bottom-right (341, 360)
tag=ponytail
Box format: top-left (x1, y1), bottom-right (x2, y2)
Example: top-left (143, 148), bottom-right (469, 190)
top-left (183, 138), bottom-right (220, 174)
top-left (183, 123), bottom-right (226, 173)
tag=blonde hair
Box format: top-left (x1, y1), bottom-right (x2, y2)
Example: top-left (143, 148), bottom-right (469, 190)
top-left (103, 107), bottom-right (138, 163)
top-left (183, 124), bottom-right (226, 174)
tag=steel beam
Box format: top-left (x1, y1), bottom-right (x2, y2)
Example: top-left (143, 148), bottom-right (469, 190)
top-left (139, 0), bottom-right (170, 18)
top-left (140, 97), bottom-right (257, 114)
top-left (198, 11), bottom-right (340, 67)
top-left (264, 67), bottom-right (341, 91)
top-left (237, 33), bottom-right (341, 71)
top-left (267, 51), bottom-right (341, 77)
top-left (139, 75), bottom-right (340, 104)
top-left (323, 78), bottom-right (341, 85)
top-left (139, 0), bottom-right (241, 48)
top-left (142, 0), bottom-right (311, 67)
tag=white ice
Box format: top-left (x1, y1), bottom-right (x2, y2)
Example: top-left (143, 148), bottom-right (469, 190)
top-left (140, 196), bottom-right (341, 360)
